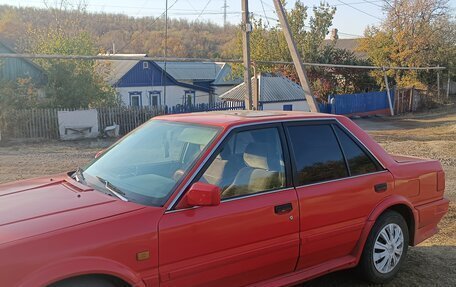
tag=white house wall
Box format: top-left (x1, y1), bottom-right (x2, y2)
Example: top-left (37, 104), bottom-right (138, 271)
top-left (262, 101), bottom-right (310, 111)
top-left (116, 86), bottom-right (210, 107)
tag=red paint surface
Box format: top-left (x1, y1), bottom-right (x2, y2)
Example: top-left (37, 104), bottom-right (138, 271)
top-left (0, 111), bottom-right (448, 287)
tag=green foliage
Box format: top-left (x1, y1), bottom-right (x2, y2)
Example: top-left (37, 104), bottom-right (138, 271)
top-left (0, 78), bottom-right (40, 110)
top-left (20, 7), bottom-right (118, 109)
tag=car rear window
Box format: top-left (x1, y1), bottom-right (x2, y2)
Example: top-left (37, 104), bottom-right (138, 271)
top-left (333, 125), bottom-right (381, 176)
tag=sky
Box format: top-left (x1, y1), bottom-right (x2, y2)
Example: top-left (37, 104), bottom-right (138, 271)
top-left (1, 0), bottom-right (455, 38)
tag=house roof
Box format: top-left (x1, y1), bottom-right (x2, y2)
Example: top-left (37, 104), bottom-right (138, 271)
top-left (98, 54), bottom-right (211, 92)
top-left (323, 38), bottom-right (367, 58)
top-left (219, 73), bottom-right (307, 103)
top-left (98, 54), bottom-right (147, 85)
top-left (156, 61), bottom-right (224, 81)
top-left (156, 61), bottom-right (242, 85)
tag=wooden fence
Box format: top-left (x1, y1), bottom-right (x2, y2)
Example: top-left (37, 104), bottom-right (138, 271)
top-left (0, 108), bottom-right (59, 139)
top-left (0, 102), bottom-right (245, 140)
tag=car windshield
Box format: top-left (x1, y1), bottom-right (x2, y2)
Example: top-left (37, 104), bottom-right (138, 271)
top-left (82, 120), bottom-right (220, 207)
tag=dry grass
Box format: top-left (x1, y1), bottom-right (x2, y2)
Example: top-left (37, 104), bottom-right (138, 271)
top-left (0, 107), bottom-right (454, 286)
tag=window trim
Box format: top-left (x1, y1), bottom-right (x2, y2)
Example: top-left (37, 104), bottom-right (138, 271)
top-left (129, 91), bottom-right (142, 107)
top-left (283, 120), bottom-right (385, 189)
top-left (169, 123), bottom-right (292, 210)
top-left (165, 118), bottom-right (387, 211)
top-left (149, 91), bottom-right (161, 106)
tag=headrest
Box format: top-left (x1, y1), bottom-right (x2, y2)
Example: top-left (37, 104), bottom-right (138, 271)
top-left (243, 143), bottom-right (270, 170)
top-left (218, 146), bottom-right (231, 160)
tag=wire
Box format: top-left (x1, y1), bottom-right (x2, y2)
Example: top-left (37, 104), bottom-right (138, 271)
top-left (260, 0), bottom-right (271, 27)
top-left (336, 0), bottom-right (383, 21)
top-left (0, 53), bottom-right (446, 71)
top-left (251, 12), bottom-right (363, 38)
top-left (118, 0), bottom-right (179, 53)
top-left (195, 0), bottom-right (213, 21)
top-left (362, 0), bottom-right (384, 8)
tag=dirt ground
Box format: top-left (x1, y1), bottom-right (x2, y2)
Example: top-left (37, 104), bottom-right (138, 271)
top-left (0, 106), bottom-right (455, 286)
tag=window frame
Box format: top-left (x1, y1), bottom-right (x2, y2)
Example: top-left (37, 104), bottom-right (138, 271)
top-left (149, 91), bottom-right (161, 107)
top-left (180, 123), bottom-right (294, 206)
top-left (129, 91), bottom-right (142, 107)
top-left (283, 120), bottom-right (385, 188)
top-left (332, 123), bottom-right (383, 177)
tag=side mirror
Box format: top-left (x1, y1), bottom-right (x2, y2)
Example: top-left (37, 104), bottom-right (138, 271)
top-left (187, 182), bottom-right (221, 207)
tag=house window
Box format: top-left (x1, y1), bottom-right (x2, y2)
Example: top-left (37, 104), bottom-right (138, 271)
top-left (129, 92), bottom-right (142, 107)
top-left (143, 62), bottom-right (149, 69)
top-left (283, 104), bottom-right (293, 111)
top-left (149, 91), bottom-right (161, 107)
top-left (184, 90), bottom-right (196, 106)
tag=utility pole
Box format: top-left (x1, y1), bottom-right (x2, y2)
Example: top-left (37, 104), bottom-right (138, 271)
top-left (272, 0), bottom-right (319, 112)
top-left (437, 65), bottom-right (440, 99)
top-left (383, 69), bottom-right (394, 116)
top-left (222, 0), bottom-right (229, 30)
top-left (252, 62), bottom-right (259, 109)
top-left (163, 0), bottom-right (168, 106)
top-left (241, 0), bottom-right (253, 110)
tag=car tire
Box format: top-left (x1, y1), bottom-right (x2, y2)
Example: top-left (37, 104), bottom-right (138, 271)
top-left (48, 276), bottom-right (118, 287)
top-left (358, 210), bottom-right (409, 284)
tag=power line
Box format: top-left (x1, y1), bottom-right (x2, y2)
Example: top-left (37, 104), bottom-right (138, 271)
top-left (362, 0), bottom-right (384, 8)
top-left (117, 0), bottom-right (179, 53)
top-left (336, 0), bottom-right (383, 20)
top-left (0, 53), bottom-right (446, 71)
top-left (251, 12), bottom-right (364, 38)
top-left (195, 0), bottom-right (213, 21)
top-left (260, 0), bottom-right (271, 27)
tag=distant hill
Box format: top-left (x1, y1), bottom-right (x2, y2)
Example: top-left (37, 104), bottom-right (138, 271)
top-left (0, 5), bottom-right (238, 58)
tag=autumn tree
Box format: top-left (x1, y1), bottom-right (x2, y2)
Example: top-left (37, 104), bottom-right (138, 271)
top-left (225, 1), bottom-right (375, 101)
top-left (358, 0), bottom-right (456, 89)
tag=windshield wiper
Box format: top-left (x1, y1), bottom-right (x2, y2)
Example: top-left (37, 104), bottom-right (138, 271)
top-left (73, 167), bottom-right (86, 184)
top-left (96, 176), bottom-right (129, 202)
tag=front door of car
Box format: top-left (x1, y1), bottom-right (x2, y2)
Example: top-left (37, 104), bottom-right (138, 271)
top-left (158, 125), bottom-right (300, 287)
top-left (284, 121), bottom-right (394, 269)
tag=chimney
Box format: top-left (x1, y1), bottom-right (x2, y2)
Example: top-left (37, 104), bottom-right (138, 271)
top-left (330, 28), bottom-right (338, 41)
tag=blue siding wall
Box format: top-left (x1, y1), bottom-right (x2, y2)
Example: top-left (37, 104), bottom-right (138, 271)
top-left (116, 61), bottom-right (211, 93)
top-left (116, 61), bottom-right (173, 87)
top-left (328, 91), bottom-right (394, 115)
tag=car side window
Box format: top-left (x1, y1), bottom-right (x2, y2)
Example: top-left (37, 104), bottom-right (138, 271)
top-left (287, 124), bottom-right (348, 186)
top-left (334, 125), bottom-right (381, 176)
top-left (197, 127), bottom-right (286, 200)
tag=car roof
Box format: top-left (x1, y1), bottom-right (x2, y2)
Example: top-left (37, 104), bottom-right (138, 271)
top-left (155, 110), bottom-right (344, 129)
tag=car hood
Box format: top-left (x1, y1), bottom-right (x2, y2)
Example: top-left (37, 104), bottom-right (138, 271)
top-left (0, 174), bottom-right (146, 246)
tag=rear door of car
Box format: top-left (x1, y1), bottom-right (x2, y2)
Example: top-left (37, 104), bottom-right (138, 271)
top-left (284, 120), bottom-right (394, 269)
top-left (157, 123), bottom-right (300, 287)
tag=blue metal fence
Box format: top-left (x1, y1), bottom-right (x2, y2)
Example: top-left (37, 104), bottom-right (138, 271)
top-left (321, 91), bottom-right (394, 115)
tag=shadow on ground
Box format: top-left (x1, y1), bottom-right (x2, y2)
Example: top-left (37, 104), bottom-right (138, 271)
top-left (300, 246), bottom-right (456, 286)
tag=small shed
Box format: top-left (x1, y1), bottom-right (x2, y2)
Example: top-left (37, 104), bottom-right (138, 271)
top-left (219, 73), bottom-right (310, 111)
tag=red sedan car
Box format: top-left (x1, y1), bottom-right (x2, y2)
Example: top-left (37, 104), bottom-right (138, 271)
top-left (0, 111), bottom-right (448, 287)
